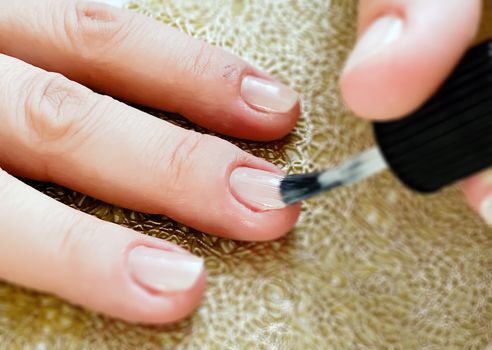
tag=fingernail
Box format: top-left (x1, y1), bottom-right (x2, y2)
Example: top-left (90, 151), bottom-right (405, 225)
top-left (97, 0), bottom-right (127, 8)
top-left (480, 196), bottom-right (492, 225)
top-left (343, 15), bottom-right (404, 73)
top-left (128, 246), bottom-right (203, 293)
top-left (240, 76), bottom-right (299, 113)
top-left (230, 167), bottom-right (286, 211)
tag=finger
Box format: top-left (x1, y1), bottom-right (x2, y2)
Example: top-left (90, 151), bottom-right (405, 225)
top-left (462, 171), bottom-right (492, 225)
top-left (340, 0), bottom-right (481, 120)
top-left (0, 54), bottom-right (300, 241)
top-left (0, 0), bottom-right (300, 141)
top-left (0, 169), bottom-right (206, 324)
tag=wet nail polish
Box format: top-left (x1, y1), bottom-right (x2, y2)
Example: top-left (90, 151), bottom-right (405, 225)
top-left (343, 15), bottom-right (403, 73)
top-left (240, 76), bottom-right (299, 113)
top-left (128, 246), bottom-right (203, 293)
top-left (230, 167), bottom-right (286, 211)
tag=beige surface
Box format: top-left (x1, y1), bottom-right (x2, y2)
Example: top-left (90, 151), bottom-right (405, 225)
top-left (1, 1), bottom-right (492, 349)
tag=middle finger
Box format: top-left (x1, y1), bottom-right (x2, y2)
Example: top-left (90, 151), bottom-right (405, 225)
top-left (0, 54), bottom-right (300, 241)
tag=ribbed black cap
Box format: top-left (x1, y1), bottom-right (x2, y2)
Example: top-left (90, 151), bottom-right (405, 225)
top-left (373, 39), bottom-right (492, 193)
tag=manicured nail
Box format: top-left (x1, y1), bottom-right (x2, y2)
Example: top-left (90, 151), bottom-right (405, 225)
top-left (343, 15), bottom-right (404, 73)
top-left (240, 76), bottom-right (299, 113)
top-left (480, 196), bottom-right (492, 225)
top-left (128, 246), bottom-right (203, 293)
top-left (97, 0), bottom-right (127, 8)
top-left (230, 167), bottom-right (286, 211)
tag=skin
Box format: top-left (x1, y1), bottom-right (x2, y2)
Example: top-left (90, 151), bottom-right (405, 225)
top-left (340, 0), bottom-right (484, 211)
top-left (0, 0), bottom-right (301, 324)
top-left (0, 0), bottom-right (485, 324)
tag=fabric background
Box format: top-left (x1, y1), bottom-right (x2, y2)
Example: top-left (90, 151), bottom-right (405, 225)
top-left (1, 1), bottom-right (492, 349)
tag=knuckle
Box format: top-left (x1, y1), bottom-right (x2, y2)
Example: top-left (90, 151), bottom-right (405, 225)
top-left (168, 131), bottom-right (205, 180)
top-left (56, 216), bottom-right (101, 265)
top-left (188, 41), bottom-right (217, 77)
top-left (63, 1), bottom-right (132, 61)
top-left (23, 72), bottom-right (92, 148)
top-left (158, 131), bottom-right (208, 186)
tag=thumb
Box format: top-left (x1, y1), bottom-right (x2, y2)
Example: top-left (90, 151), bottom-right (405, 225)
top-left (340, 0), bottom-right (482, 120)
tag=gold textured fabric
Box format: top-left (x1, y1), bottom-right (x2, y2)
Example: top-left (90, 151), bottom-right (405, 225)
top-left (1, 1), bottom-right (492, 349)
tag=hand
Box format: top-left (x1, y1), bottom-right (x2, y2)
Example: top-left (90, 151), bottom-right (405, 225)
top-left (339, 0), bottom-right (489, 221)
top-left (0, 0), bottom-right (301, 323)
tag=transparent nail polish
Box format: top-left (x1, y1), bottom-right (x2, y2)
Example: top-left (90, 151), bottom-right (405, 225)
top-left (230, 167), bottom-right (286, 211)
top-left (128, 246), bottom-right (203, 293)
top-left (240, 76), bottom-right (299, 113)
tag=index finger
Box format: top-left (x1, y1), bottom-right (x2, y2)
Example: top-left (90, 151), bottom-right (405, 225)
top-left (0, 0), bottom-right (300, 140)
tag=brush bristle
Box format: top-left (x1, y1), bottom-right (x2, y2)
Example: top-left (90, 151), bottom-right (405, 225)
top-left (280, 173), bottom-right (322, 204)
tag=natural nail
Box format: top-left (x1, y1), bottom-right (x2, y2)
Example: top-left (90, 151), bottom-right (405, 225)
top-left (128, 246), bottom-right (203, 293)
top-left (97, 0), bottom-right (127, 7)
top-left (480, 196), bottom-right (492, 226)
top-left (230, 167), bottom-right (286, 211)
top-left (343, 15), bottom-right (404, 73)
top-left (240, 76), bottom-right (299, 113)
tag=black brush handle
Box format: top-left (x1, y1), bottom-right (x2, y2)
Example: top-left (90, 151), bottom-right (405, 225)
top-left (373, 39), bottom-right (492, 193)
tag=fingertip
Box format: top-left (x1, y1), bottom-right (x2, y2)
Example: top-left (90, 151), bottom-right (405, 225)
top-left (219, 66), bottom-right (302, 141)
top-left (63, 225), bottom-right (208, 324)
top-left (230, 203), bottom-right (301, 242)
top-left (340, 58), bottom-right (425, 120)
top-left (129, 271), bottom-right (207, 324)
top-left (231, 68), bottom-right (301, 140)
top-left (462, 170), bottom-right (492, 223)
top-left (225, 162), bottom-right (301, 241)
top-left (262, 203), bottom-right (302, 240)
top-left (160, 44), bottom-right (301, 141)
top-left (226, 96), bottom-right (301, 141)
top-left (463, 171), bottom-right (492, 228)
top-left (340, 0), bottom-right (481, 120)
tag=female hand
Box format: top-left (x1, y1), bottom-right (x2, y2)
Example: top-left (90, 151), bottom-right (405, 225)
top-left (339, 0), bottom-right (489, 222)
top-left (0, 0), bottom-right (301, 323)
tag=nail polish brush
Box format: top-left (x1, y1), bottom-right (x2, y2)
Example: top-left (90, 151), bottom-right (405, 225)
top-left (280, 39), bottom-right (492, 205)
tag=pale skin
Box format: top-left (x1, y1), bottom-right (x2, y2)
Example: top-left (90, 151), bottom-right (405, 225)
top-left (0, 0), bottom-right (485, 324)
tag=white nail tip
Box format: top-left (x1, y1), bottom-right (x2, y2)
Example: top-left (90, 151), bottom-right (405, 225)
top-left (97, 0), bottom-right (127, 8)
top-left (480, 196), bottom-right (492, 225)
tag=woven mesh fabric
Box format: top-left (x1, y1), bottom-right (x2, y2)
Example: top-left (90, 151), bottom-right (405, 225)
top-left (1, 1), bottom-right (492, 349)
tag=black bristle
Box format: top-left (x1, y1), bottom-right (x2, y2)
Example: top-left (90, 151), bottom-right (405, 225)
top-left (280, 173), bottom-right (322, 204)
